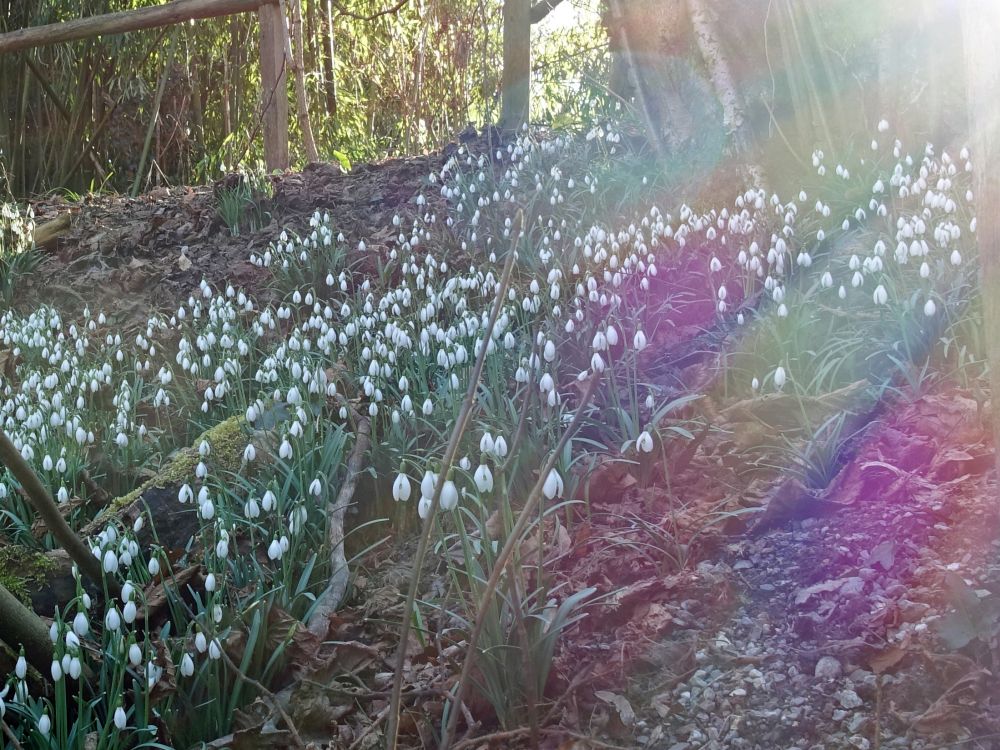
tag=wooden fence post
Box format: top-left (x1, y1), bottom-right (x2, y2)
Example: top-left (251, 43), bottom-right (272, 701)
top-left (258, 1), bottom-right (289, 171)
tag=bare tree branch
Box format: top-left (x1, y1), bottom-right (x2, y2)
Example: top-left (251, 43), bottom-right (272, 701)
top-left (530, 0), bottom-right (564, 24)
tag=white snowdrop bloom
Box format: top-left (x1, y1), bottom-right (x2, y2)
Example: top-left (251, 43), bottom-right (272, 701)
top-left (493, 436), bottom-right (508, 458)
top-left (777, 303), bottom-right (788, 317)
top-left (243, 443), bottom-right (256, 462)
top-left (474, 464), bottom-right (494, 493)
top-left (821, 271), bottom-right (833, 288)
top-left (148, 557), bottom-right (160, 576)
top-left (195, 632), bottom-right (208, 653)
top-left (418, 494), bottom-right (432, 520)
top-left (773, 366), bottom-right (787, 390)
top-left (178, 484), bottom-right (193, 504)
top-left (636, 431), bottom-right (654, 453)
top-left (57, 486), bottom-right (69, 503)
top-left (543, 469), bottom-right (564, 500)
top-left (103, 550), bottom-right (118, 574)
top-left (209, 639), bottom-right (222, 660)
top-left (838, 285), bottom-right (847, 300)
top-left (421, 470), bottom-right (437, 499)
top-left (591, 352), bottom-right (606, 373)
top-left (309, 478), bottom-right (323, 496)
top-left (73, 612), bottom-right (89, 637)
top-left (200, 500), bottom-right (215, 520)
top-left (709, 257), bottom-right (722, 273)
top-left (440, 480), bottom-right (459, 511)
top-left (393, 473), bottom-right (411, 502)
top-left (38, 713), bottom-right (51, 737)
top-left (878, 118), bottom-right (890, 132)
top-left (924, 298), bottom-right (937, 317)
top-left (539, 373), bottom-right (555, 393)
top-left (422, 398), bottom-right (433, 416)
top-left (480, 432), bottom-right (495, 454)
top-left (205, 573), bottom-right (217, 592)
top-left (920, 262), bottom-right (930, 279)
top-left (123, 601), bottom-right (137, 624)
top-left (105, 608), bottom-right (121, 631)
top-left (129, 643), bottom-right (143, 667)
top-left (199, 440), bottom-right (211, 457)
top-left (43, 454), bottom-right (53, 471)
top-left (279, 439), bottom-right (293, 459)
top-left (15, 656), bottom-right (26, 680)
top-left (592, 331), bottom-right (607, 351)
top-left (543, 339), bottom-right (556, 362)
top-left (873, 285), bottom-right (888, 305)
top-left (606, 326), bottom-right (619, 347)
top-left (951, 249), bottom-right (962, 265)
top-left (261, 490), bottom-right (277, 512)
top-left (181, 653), bottom-right (195, 677)
top-left (751, 377), bottom-right (760, 391)
top-left (267, 538), bottom-right (283, 561)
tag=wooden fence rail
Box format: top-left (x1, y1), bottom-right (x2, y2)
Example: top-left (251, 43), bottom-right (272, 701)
top-left (0, 0), bottom-right (289, 170)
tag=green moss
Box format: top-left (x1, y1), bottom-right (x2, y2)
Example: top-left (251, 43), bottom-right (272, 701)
top-left (0, 547), bottom-right (55, 605)
top-left (105, 416), bottom-right (249, 513)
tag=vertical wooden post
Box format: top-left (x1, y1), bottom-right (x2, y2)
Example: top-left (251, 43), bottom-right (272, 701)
top-left (500, 0), bottom-right (530, 129)
top-left (258, 1), bottom-right (288, 171)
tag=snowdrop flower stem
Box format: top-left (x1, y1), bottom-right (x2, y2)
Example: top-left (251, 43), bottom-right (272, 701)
top-left (439, 371), bottom-right (602, 750)
top-left (387, 212), bottom-right (521, 750)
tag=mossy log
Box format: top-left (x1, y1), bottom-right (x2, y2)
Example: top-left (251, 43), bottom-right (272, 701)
top-left (1, 417), bottom-right (256, 617)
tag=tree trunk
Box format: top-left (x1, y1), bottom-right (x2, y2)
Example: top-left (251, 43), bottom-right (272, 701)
top-left (500, 0), bottom-right (530, 129)
top-left (287, 0), bottom-right (319, 162)
top-left (258, 1), bottom-right (290, 170)
top-left (961, 2), bottom-right (1000, 484)
top-left (687, 0), bottom-right (766, 187)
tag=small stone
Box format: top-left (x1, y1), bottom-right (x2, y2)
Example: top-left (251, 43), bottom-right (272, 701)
top-left (815, 656), bottom-right (843, 679)
top-left (730, 688), bottom-right (747, 698)
top-left (837, 689), bottom-right (864, 709)
top-left (849, 736), bottom-right (870, 749)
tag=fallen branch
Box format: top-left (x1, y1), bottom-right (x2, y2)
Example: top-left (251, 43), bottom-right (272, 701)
top-left (0, 429), bottom-right (117, 596)
top-left (0, 579), bottom-right (53, 678)
top-left (31, 213), bottom-right (71, 249)
top-left (306, 408), bottom-right (371, 636)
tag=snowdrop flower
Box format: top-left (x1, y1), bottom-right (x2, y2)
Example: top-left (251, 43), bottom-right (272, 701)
top-left (38, 713), bottom-right (51, 738)
top-left (181, 653), bottom-right (195, 677)
top-left (103, 550), bottom-right (118, 574)
top-left (543, 469), bottom-right (564, 499)
top-left (418, 494), bottom-right (432, 519)
top-left (474, 464), bottom-right (494, 493)
top-left (208, 639), bottom-right (222, 660)
top-left (422, 398), bottom-right (434, 416)
top-left (924, 298), bottom-right (937, 317)
top-left (114, 706), bottom-right (127, 730)
top-left (873, 284), bottom-right (888, 305)
top-left (105, 608), bottom-right (121, 631)
top-left (279, 439), bottom-right (293, 460)
top-left (268, 538), bottom-right (283, 561)
top-left (243, 443), bottom-right (256, 462)
top-left (51, 660), bottom-right (63, 682)
top-left (195, 632), bottom-right (208, 653)
top-left (493, 436), bottom-right (508, 458)
top-left (129, 643), bottom-right (143, 667)
top-left (751, 377), bottom-right (760, 391)
top-left (480, 433), bottom-right (495, 454)
top-left (636, 430), bottom-right (654, 453)
top-left (633, 330), bottom-right (647, 351)
top-left (393, 472), bottom-right (411, 502)
top-left (951, 249), bottom-right (962, 265)
top-left (440, 480), bottom-right (459, 511)
top-left (309, 478), bottom-right (323, 496)
top-left (73, 612), bottom-right (89, 637)
top-left (15, 656), bottom-right (26, 680)
top-left (148, 557), bottom-right (160, 576)
top-left (773, 366), bottom-right (787, 390)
